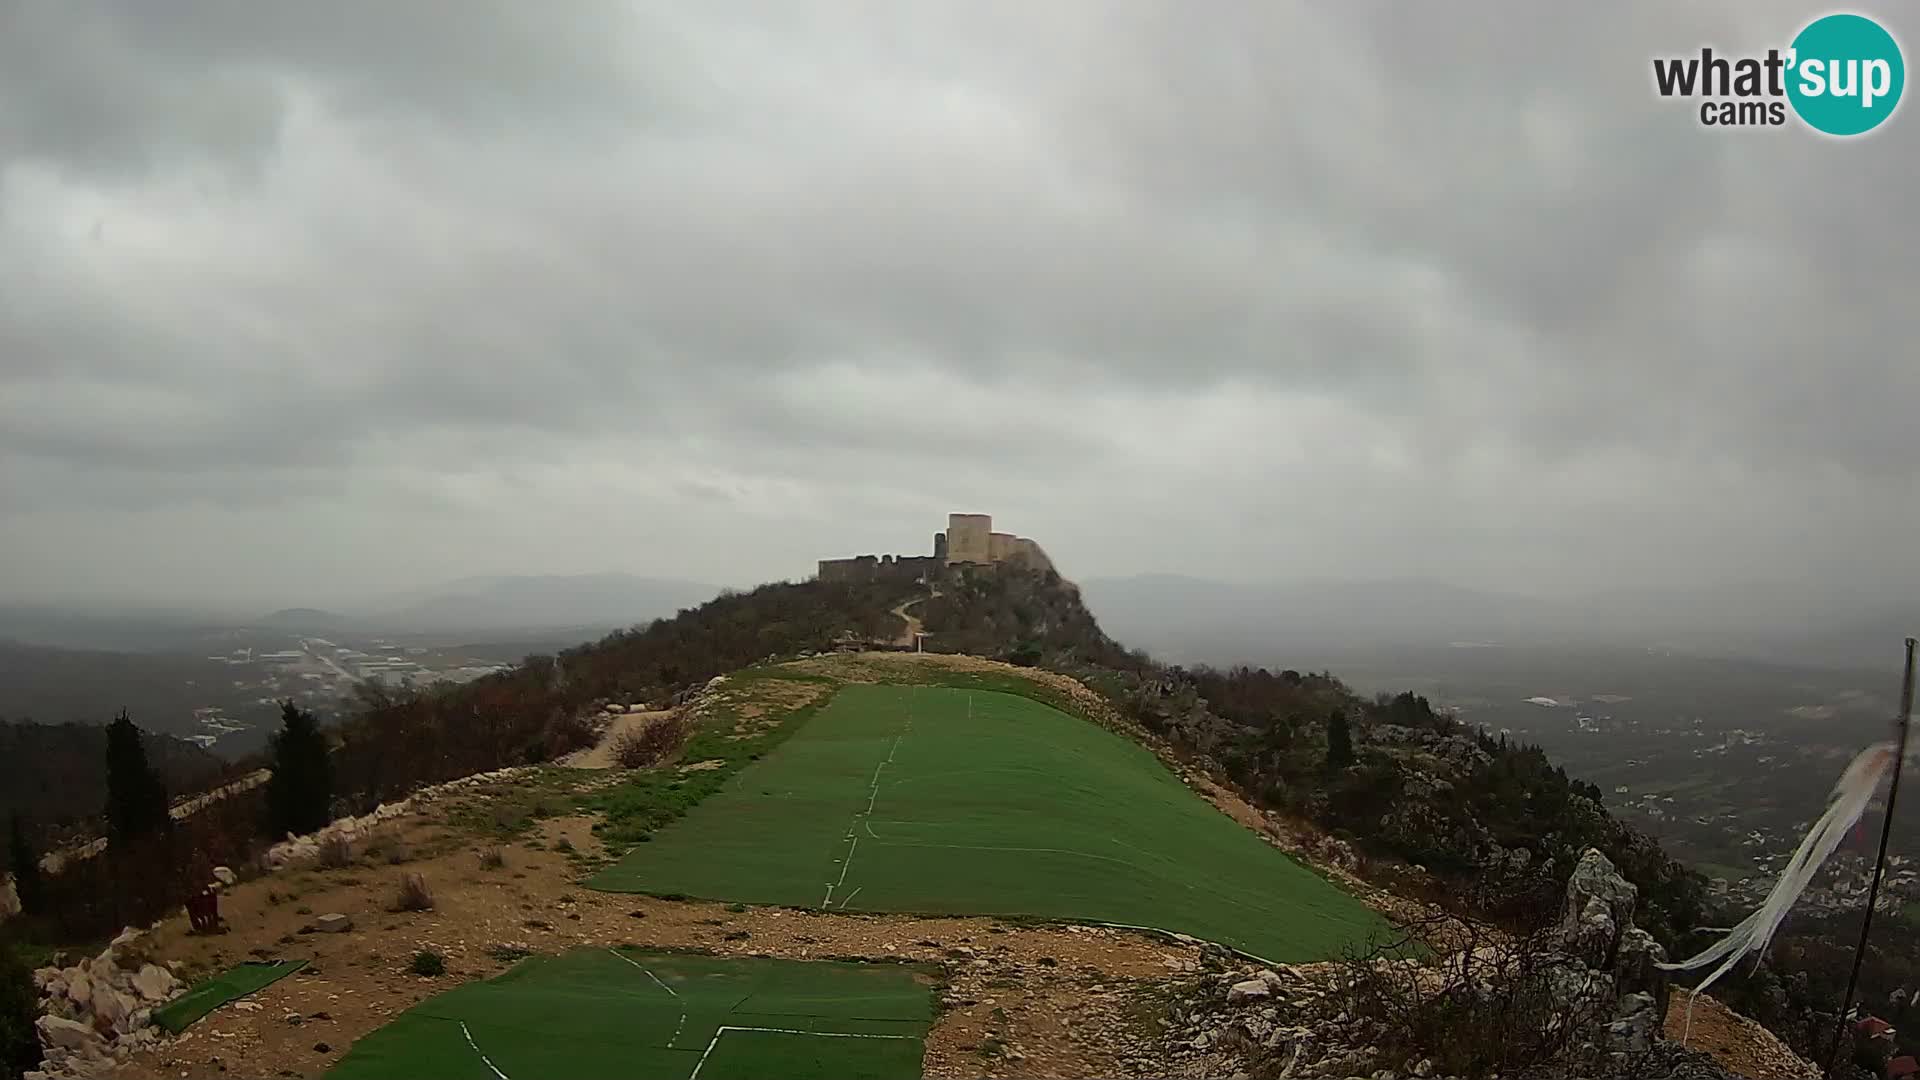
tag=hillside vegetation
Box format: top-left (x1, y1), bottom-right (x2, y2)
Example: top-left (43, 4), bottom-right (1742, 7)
top-left (0, 720), bottom-right (228, 835)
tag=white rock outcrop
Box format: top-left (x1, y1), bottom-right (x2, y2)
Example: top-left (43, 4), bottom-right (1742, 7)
top-left (31, 931), bottom-right (180, 1080)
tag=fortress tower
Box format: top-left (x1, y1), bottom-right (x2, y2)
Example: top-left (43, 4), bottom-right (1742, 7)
top-left (945, 513), bottom-right (993, 566)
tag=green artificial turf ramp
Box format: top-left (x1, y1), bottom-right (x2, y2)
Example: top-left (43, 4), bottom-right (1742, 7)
top-left (591, 684), bottom-right (1389, 961)
top-left (152, 959), bottom-right (308, 1034)
top-left (325, 948), bottom-right (933, 1080)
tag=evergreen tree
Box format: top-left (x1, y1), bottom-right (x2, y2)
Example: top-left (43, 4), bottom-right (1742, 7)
top-left (267, 701), bottom-right (333, 839)
top-left (0, 935), bottom-right (42, 1080)
top-left (104, 710), bottom-right (169, 845)
top-left (1325, 708), bottom-right (1355, 771)
top-left (4, 816), bottom-right (41, 918)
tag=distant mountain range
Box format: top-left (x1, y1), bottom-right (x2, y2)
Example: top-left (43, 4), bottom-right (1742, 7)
top-left (1077, 576), bottom-right (1579, 668)
top-left (1077, 574), bottom-right (1914, 671)
top-left (369, 573), bottom-right (721, 633)
top-left (0, 573), bottom-right (723, 651)
top-left (5, 568), bottom-right (1912, 679)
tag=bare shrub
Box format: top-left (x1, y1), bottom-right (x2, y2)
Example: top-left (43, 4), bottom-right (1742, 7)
top-left (1324, 911), bottom-right (1608, 1080)
top-left (612, 714), bottom-right (691, 769)
top-left (390, 872), bottom-right (434, 912)
top-left (362, 831), bottom-right (411, 866)
top-left (478, 846), bottom-right (507, 870)
top-left (541, 711), bottom-right (597, 760)
top-left (315, 833), bottom-right (353, 870)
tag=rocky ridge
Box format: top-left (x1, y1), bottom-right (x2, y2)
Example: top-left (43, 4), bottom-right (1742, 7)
top-left (1154, 848), bottom-right (1807, 1079)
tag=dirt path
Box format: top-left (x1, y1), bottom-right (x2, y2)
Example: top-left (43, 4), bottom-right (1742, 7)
top-left (554, 709), bottom-right (678, 769)
top-left (889, 590), bottom-right (936, 647)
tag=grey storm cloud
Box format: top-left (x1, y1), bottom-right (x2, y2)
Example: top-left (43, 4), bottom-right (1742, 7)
top-left (3, 0), bottom-right (1919, 613)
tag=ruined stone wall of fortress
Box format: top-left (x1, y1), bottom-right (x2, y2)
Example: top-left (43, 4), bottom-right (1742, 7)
top-left (815, 513), bottom-right (1056, 582)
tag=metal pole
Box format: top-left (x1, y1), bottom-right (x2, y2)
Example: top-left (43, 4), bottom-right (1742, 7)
top-left (1825, 636), bottom-right (1915, 1076)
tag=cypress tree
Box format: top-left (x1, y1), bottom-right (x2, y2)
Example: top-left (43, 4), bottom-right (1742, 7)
top-left (1326, 708), bottom-right (1356, 772)
top-left (104, 710), bottom-right (169, 845)
top-left (267, 701), bottom-right (333, 838)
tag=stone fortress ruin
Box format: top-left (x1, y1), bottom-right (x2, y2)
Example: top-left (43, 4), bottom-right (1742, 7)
top-left (816, 513), bottom-right (1055, 583)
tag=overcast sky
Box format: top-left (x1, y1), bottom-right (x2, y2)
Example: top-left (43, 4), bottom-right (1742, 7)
top-left (4, 1), bottom-right (1918, 615)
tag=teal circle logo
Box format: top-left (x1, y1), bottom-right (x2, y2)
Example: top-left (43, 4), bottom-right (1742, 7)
top-left (1787, 13), bottom-right (1905, 136)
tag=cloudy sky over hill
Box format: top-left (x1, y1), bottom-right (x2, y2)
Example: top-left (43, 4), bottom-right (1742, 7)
top-left (3, 1), bottom-right (1915, 613)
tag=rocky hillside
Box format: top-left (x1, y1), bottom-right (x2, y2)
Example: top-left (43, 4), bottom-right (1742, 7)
top-left (1152, 849), bottom-right (1812, 1080)
top-left (1, 563), bottom-right (1842, 1078)
top-left (5, 654), bottom-right (1823, 1080)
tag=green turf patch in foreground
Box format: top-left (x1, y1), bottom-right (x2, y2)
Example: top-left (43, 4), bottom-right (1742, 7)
top-left (591, 685), bottom-right (1391, 962)
top-left (152, 959), bottom-right (308, 1034)
top-left (325, 948), bottom-right (934, 1080)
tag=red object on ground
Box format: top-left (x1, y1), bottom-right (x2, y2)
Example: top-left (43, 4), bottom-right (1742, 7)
top-left (1887, 1054), bottom-right (1918, 1079)
top-left (186, 889), bottom-right (221, 933)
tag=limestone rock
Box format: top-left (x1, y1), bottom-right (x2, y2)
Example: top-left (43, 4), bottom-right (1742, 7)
top-left (1607, 991), bottom-right (1659, 1056)
top-left (36, 1014), bottom-right (100, 1051)
top-left (1558, 848), bottom-right (1638, 967)
top-left (1614, 926), bottom-right (1670, 1021)
top-left (211, 866), bottom-right (237, 887)
top-left (132, 963), bottom-right (177, 1003)
top-left (91, 985), bottom-right (131, 1032)
top-left (1227, 978), bottom-right (1272, 1005)
top-left (87, 951), bottom-right (116, 986)
top-left (315, 912), bottom-right (352, 933)
top-left (66, 971), bottom-right (92, 1008)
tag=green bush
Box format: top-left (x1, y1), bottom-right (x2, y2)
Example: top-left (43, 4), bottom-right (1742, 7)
top-left (409, 950), bottom-right (445, 977)
top-left (0, 942), bottom-right (42, 1080)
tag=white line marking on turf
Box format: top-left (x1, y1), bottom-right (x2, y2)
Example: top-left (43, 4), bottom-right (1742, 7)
top-left (822, 835), bottom-right (860, 906)
top-left (837, 885), bottom-right (862, 908)
top-left (459, 1021), bottom-right (512, 1080)
top-left (608, 949), bottom-right (689, 1048)
top-left (607, 949), bottom-right (680, 997)
top-left (823, 705), bottom-right (911, 907)
top-left (688, 1025), bottom-right (915, 1080)
top-left (723, 1025), bottom-right (911, 1039)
